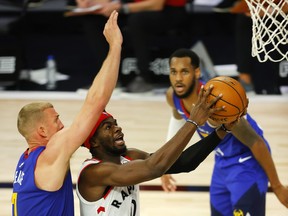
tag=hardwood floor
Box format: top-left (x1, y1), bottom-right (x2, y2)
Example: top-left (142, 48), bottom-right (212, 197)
top-left (1, 91), bottom-right (287, 215)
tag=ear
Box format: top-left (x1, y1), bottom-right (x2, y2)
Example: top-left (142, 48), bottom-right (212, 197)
top-left (195, 67), bottom-right (201, 79)
top-left (91, 140), bottom-right (100, 148)
top-left (37, 126), bottom-right (47, 138)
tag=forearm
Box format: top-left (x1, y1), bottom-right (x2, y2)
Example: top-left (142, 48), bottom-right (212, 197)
top-left (147, 122), bottom-right (197, 177)
top-left (87, 44), bottom-right (121, 106)
top-left (87, 10), bottom-right (122, 107)
top-left (70, 11), bottom-right (122, 154)
top-left (166, 131), bottom-right (221, 174)
top-left (251, 139), bottom-right (281, 189)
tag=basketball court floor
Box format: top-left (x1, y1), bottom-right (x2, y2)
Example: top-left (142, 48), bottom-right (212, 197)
top-left (0, 90), bottom-right (287, 215)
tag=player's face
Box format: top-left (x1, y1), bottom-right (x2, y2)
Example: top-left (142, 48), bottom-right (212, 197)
top-left (96, 117), bottom-right (127, 156)
top-left (42, 108), bottom-right (64, 140)
top-left (169, 57), bottom-right (199, 98)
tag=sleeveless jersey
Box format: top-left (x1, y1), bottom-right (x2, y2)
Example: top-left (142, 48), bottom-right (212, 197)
top-left (172, 92), bottom-right (271, 167)
top-left (76, 157), bottom-right (140, 216)
top-left (12, 146), bottom-right (74, 216)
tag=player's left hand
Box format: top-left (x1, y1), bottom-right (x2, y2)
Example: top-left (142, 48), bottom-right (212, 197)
top-left (161, 174), bottom-right (177, 192)
top-left (273, 184), bottom-right (288, 208)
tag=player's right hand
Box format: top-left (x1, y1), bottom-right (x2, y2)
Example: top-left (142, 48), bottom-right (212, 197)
top-left (103, 10), bottom-right (123, 47)
top-left (189, 85), bottom-right (224, 127)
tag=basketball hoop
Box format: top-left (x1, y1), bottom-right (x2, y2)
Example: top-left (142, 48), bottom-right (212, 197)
top-left (244, 0), bottom-right (288, 62)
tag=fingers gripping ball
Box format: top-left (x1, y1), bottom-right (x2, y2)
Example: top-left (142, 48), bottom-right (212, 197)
top-left (204, 76), bottom-right (248, 123)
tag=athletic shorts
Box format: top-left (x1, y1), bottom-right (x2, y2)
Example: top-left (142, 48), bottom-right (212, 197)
top-left (210, 158), bottom-right (268, 216)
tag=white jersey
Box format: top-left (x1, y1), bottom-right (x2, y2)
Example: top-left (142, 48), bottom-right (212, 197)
top-left (76, 157), bottom-right (140, 216)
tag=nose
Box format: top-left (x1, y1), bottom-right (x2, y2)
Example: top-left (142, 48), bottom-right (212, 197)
top-left (59, 120), bottom-right (64, 130)
top-left (114, 125), bottom-right (122, 132)
top-left (175, 72), bottom-right (182, 81)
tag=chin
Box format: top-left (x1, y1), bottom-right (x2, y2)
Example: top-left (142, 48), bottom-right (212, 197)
top-left (116, 146), bottom-right (127, 155)
top-left (175, 92), bottom-right (187, 99)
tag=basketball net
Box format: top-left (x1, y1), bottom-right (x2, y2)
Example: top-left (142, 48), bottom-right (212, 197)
top-left (244, 0), bottom-right (288, 62)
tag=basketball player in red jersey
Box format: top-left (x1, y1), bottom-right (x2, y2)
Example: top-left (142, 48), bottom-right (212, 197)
top-left (75, 0), bottom-right (188, 92)
top-left (161, 48), bottom-right (288, 215)
top-left (76, 88), bottom-right (236, 216)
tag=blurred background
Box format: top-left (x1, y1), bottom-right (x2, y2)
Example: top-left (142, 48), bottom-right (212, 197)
top-left (0, 0), bottom-right (286, 93)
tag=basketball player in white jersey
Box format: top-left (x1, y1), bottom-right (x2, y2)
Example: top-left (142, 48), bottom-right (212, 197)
top-left (76, 86), bottom-right (234, 216)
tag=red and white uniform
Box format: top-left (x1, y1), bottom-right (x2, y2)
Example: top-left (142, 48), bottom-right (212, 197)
top-left (76, 157), bottom-right (140, 216)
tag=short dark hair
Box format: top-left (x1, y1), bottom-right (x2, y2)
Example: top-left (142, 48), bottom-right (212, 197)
top-left (169, 48), bottom-right (200, 69)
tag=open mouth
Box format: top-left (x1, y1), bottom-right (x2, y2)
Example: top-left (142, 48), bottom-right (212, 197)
top-left (114, 134), bottom-right (125, 146)
top-left (174, 83), bottom-right (185, 93)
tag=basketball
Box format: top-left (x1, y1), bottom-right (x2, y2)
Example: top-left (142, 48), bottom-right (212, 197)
top-left (204, 76), bottom-right (248, 123)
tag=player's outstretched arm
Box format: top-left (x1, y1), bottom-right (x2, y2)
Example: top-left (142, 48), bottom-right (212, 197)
top-left (232, 118), bottom-right (288, 208)
top-left (165, 126), bottom-right (229, 174)
top-left (37, 11), bottom-right (122, 191)
top-left (160, 122), bottom-right (234, 192)
top-left (60, 10), bottom-right (122, 157)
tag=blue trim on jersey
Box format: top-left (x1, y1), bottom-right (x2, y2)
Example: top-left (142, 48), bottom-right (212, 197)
top-left (12, 146), bottom-right (74, 216)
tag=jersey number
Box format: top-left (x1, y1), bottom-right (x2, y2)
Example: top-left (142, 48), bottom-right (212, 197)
top-left (130, 199), bottom-right (137, 216)
top-left (11, 192), bottom-right (18, 216)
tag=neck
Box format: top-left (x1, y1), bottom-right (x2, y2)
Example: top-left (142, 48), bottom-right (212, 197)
top-left (27, 140), bottom-right (46, 154)
top-left (182, 82), bottom-right (201, 110)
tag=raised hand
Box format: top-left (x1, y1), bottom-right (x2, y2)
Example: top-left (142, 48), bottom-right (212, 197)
top-left (189, 85), bottom-right (224, 127)
top-left (103, 10), bottom-right (123, 48)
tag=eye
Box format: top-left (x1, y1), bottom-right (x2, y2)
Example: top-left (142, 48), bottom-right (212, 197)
top-left (170, 69), bottom-right (176, 75)
top-left (182, 69), bottom-right (189, 75)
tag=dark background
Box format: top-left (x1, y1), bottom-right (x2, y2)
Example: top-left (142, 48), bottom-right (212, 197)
top-left (0, 0), bottom-right (286, 93)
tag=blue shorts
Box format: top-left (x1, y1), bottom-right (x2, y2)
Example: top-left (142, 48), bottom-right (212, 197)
top-left (210, 158), bottom-right (268, 216)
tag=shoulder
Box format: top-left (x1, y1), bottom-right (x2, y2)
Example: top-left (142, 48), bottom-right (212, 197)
top-left (82, 158), bottom-right (101, 167)
top-left (79, 161), bottom-right (114, 184)
top-left (166, 87), bottom-right (175, 107)
top-left (125, 148), bottom-right (150, 160)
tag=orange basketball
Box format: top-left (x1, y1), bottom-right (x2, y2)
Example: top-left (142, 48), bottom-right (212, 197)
top-left (204, 76), bottom-right (248, 123)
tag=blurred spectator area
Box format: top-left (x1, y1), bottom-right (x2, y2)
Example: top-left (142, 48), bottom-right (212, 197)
top-left (0, 0), bottom-right (237, 91)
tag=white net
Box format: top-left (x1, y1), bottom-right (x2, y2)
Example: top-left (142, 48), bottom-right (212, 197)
top-left (245, 0), bottom-right (288, 62)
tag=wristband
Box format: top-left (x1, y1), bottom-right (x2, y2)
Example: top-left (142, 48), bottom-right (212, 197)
top-left (119, 3), bottom-right (130, 14)
top-left (221, 124), bottom-right (232, 133)
top-left (187, 119), bottom-right (199, 128)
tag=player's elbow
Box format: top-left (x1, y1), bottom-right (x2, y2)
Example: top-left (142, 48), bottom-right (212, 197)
top-left (250, 136), bottom-right (267, 150)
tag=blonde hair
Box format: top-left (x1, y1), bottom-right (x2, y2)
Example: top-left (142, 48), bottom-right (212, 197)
top-left (17, 102), bottom-right (53, 138)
